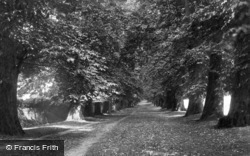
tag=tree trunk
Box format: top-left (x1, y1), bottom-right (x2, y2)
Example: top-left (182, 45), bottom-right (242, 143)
top-left (218, 33), bottom-right (250, 128)
top-left (108, 100), bottom-right (112, 113)
top-left (156, 95), bottom-right (163, 108)
top-left (83, 99), bottom-right (95, 117)
top-left (179, 100), bottom-right (187, 111)
top-left (66, 105), bottom-right (84, 121)
top-left (160, 96), bottom-right (164, 108)
top-left (165, 88), bottom-right (178, 111)
top-left (0, 38), bottom-right (24, 135)
top-left (171, 94), bottom-right (178, 111)
top-left (94, 102), bottom-right (103, 115)
top-left (154, 94), bottom-right (163, 107)
top-left (185, 95), bottom-right (203, 117)
top-left (200, 53), bottom-right (222, 120)
top-left (162, 95), bottom-right (166, 108)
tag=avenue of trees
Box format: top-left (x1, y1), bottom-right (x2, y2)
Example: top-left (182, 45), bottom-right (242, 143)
top-left (138, 0), bottom-right (250, 127)
top-left (0, 0), bottom-right (141, 135)
top-left (0, 0), bottom-right (250, 135)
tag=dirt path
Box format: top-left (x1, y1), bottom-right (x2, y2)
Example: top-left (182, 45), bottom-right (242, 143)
top-left (65, 108), bottom-right (138, 156)
top-left (10, 102), bottom-right (140, 155)
top-left (65, 101), bottom-right (152, 156)
top-left (86, 101), bottom-right (250, 156)
top-left (3, 100), bottom-right (249, 156)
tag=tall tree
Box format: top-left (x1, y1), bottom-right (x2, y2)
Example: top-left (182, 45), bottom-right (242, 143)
top-left (198, 0), bottom-right (236, 120)
top-left (0, 0), bottom-right (143, 136)
top-left (218, 0), bottom-right (250, 127)
top-left (184, 60), bottom-right (205, 117)
top-left (200, 52), bottom-right (222, 119)
top-left (0, 0), bottom-right (52, 135)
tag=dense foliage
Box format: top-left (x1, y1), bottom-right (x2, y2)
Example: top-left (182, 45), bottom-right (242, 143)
top-left (14, 0), bottom-right (141, 105)
top-left (0, 0), bottom-right (250, 135)
top-left (128, 0), bottom-right (250, 125)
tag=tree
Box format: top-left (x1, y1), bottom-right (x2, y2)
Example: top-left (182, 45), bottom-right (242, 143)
top-left (0, 0), bottom-right (53, 135)
top-left (0, 0), bottom-right (143, 136)
top-left (133, 0), bottom-right (235, 119)
top-left (200, 52), bottom-right (222, 119)
top-left (133, 0), bottom-right (188, 107)
top-left (218, 0), bottom-right (250, 127)
top-left (177, 0), bottom-right (234, 118)
top-left (0, 38), bottom-right (24, 135)
top-left (32, 0), bottom-right (140, 119)
top-left (184, 57), bottom-right (205, 116)
top-left (195, 0), bottom-right (237, 120)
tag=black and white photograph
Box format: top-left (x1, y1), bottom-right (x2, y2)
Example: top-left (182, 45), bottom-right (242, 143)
top-left (0, 0), bottom-right (250, 155)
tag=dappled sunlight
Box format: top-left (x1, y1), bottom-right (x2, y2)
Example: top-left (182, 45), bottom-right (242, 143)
top-left (183, 99), bottom-right (189, 109)
top-left (23, 120), bottom-right (98, 136)
top-left (21, 108), bottom-right (37, 120)
top-left (44, 125), bottom-right (94, 132)
top-left (17, 72), bottom-right (57, 101)
top-left (66, 105), bottom-right (84, 121)
top-left (24, 125), bottom-right (93, 132)
top-left (162, 111), bottom-right (186, 118)
top-left (138, 100), bottom-right (151, 106)
top-left (166, 114), bottom-right (184, 118)
top-left (18, 80), bottom-right (56, 100)
top-left (21, 94), bottom-right (31, 100)
top-left (223, 95), bottom-right (231, 116)
top-left (183, 98), bottom-right (205, 110)
top-left (23, 120), bottom-right (97, 129)
top-left (42, 82), bottom-right (53, 93)
top-left (202, 98), bottom-right (205, 106)
top-left (143, 150), bottom-right (178, 156)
